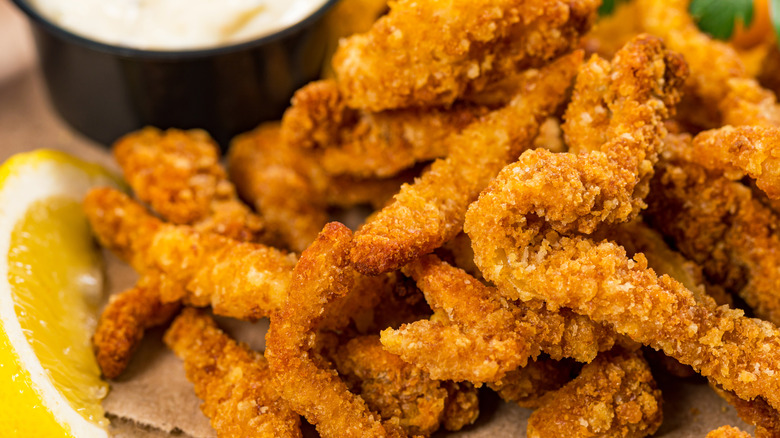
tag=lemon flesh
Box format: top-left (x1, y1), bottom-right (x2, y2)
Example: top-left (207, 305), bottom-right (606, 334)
top-left (10, 197), bottom-right (108, 426)
top-left (0, 150), bottom-right (119, 437)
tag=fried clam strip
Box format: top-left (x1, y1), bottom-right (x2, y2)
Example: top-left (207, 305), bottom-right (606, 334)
top-left (164, 308), bottom-right (301, 438)
top-left (465, 162), bottom-right (780, 415)
top-left (608, 220), bottom-right (732, 308)
top-left (280, 79), bottom-right (490, 178)
top-left (84, 188), bottom-right (297, 320)
top-left (228, 123), bottom-right (328, 252)
top-left (527, 349), bottom-right (662, 438)
top-left (92, 276), bottom-right (180, 379)
top-left (679, 126), bottom-right (780, 199)
top-left (487, 357), bottom-right (578, 409)
top-left (636, 0), bottom-right (780, 128)
top-left (228, 123), bottom-right (419, 251)
top-left (114, 127), bottom-right (265, 242)
top-left (382, 254), bottom-right (618, 384)
top-left (332, 335), bottom-right (478, 436)
top-left (707, 426), bottom-right (753, 438)
top-left (349, 51), bottom-right (583, 276)
top-left (332, 0), bottom-right (598, 111)
top-left (711, 385), bottom-right (780, 437)
top-left (266, 222), bottom-right (408, 438)
top-left (644, 133), bottom-right (780, 327)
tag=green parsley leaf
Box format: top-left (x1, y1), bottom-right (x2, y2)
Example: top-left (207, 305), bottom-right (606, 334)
top-left (598, 0), bottom-right (630, 16)
top-left (690, 0), bottom-right (754, 40)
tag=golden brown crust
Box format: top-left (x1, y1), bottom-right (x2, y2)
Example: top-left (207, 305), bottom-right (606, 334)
top-left (92, 276), bottom-right (180, 379)
top-left (114, 127), bottom-right (265, 242)
top-left (710, 385), bottom-right (780, 437)
top-left (332, 335), bottom-right (478, 435)
top-left (164, 308), bottom-right (301, 438)
top-left (381, 254), bottom-right (618, 384)
top-left (706, 426), bottom-right (753, 438)
top-left (281, 80), bottom-right (489, 178)
top-left (350, 51), bottom-right (583, 275)
top-left (228, 123), bottom-right (329, 252)
top-left (84, 188), bottom-right (297, 320)
top-left (646, 135), bottom-right (780, 327)
top-left (461, 34), bottom-right (780, 415)
top-left (265, 223), bottom-right (406, 438)
top-left (527, 349), bottom-right (662, 438)
top-left (487, 357), bottom-right (578, 409)
top-left (637, 0), bottom-right (780, 129)
top-left (333, 0), bottom-right (598, 111)
top-left (683, 126), bottom-right (780, 199)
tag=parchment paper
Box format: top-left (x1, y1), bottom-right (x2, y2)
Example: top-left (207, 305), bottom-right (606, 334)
top-left (0, 1), bottom-right (757, 436)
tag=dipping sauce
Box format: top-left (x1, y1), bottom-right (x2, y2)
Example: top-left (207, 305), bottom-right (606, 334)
top-left (27, 0), bottom-right (330, 50)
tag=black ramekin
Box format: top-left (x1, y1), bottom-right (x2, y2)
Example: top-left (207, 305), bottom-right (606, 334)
top-left (11, 0), bottom-right (338, 148)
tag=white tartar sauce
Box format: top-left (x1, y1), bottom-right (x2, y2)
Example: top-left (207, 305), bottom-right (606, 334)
top-left (28, 0), bottom-right (328, 50)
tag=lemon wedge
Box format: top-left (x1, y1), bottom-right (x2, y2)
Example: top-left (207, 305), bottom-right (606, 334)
top-left (0, 150), bottom-right (121, 437)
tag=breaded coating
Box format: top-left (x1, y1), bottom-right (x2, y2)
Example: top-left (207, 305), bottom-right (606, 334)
top-left (711, 385), bottom-right (780, 437)
top-left (581, 0), bottom-right (642, 59)
top-left (281, 80), bottom-right (489, 178)
top-left (228, 123), bottom-right (420, 251)
top-left (467, 175), bottom-right (780, 413)
top-left (487, 357), bottom-right (578, 409)
top-left (228, 123), bottom-right (328, 252)
top-left (637, 0), bottom-right (780, 128)
top-left (332, 0), bottom-right (598, 111)
top-left (645, 135), bottom-right (780, 326)
top-left (92, 276), bottom-right (180, 379)
top-left (720, 78), bottom-right (780, 127)
top-left (324, 166), bottom-right (421, 210)
top-left (682, 126), bottom-right (780, 199)
top-left (381, 254), bottom-right (618, 383)
top-left (332, 335), bottom-right (478, 435)
top-left (321, 0), bottom-right (387, 78)
top-left (84, 188), bottom-right (297, 320)
top-left (706, 426), bottom-right (752, 438)
top-left (527, 349), bottom-right (662, 438)
top-left (463, 34), bottom-right (780, 415)
top-left (164, 308), bottom-right (301, 438)
top-left (350, 51), bottom-right (583, 275)
top-left (113, 127), bottom-right (265, 242)
top-left (265, 223), bottom-right (406, 438)
top-left (608, 220), bottom-right (732, 307)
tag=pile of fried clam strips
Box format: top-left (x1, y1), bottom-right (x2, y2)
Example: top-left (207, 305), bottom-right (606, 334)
top-left (88, 0), bottom-right (780, 437)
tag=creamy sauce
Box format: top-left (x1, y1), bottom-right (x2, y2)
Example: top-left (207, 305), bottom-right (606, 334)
top-left (28, 0), bottom-right (329, 50)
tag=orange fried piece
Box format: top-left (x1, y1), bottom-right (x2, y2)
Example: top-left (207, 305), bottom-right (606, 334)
top-left (265, 222), bottom-right (406, 438)
top-left (280, 80), bottom-right (489, 178)
top-left (228, 123), bottom-right (328, 252)
top-left (467, 172), bottom-right (780, 413)
top-left (487, 357), bottom-right (577, 409)
top-left (332, 335), bottom-right (478, 436)
top-left (350, 51), bottom-right (583, 275)
top-left (165, 308), bottom-right (301, 438)
top-left (381, 254), bottom-right (618, 384)
top-left (637, 0), bottom-right (780, 128)
top-left (711, 385), bottom-right (780, 438)
top-left (463, 33), bottom-right (780, 415)
top-left (114, 127), bottom-right (265, 242)
top-left (84, 188), bottom-right (297, 320)
top-left (527, 349), bottom-right (662, 438)
top-left (645, 134), bottom-right (780, 326)
top-left (333, 0), bottom-right (598, 111)
top-left (682, 126), bottom-right (780, 199)
top-left (92, 276), bottom-right (180, 379)
top-left (707, 426), bottom-right (752, 438)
